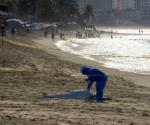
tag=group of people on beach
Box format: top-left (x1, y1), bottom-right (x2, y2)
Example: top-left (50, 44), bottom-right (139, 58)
top-left (139, 29), bottom-right (143, 35)
top-left (44, 28), bottom-right (65, 41)
top-left (0, 22), bottom-right (16, 46)
top-left (0, 21), bottom-right (27, 38)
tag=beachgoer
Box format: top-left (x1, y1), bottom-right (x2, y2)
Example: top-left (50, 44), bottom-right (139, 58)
top-left (76, 32), bottom-right (79, 38)
top-left (44, 29), bottom-right (48, 38)
top-left (62, 34), bottom-right (65, 40)
top-left (11, 28), bottom-right (15, 37)
top-left (80, 66), bottom-right (108, 102)
top-left (51, 31), bottom-right (55, 41)
top-left (85, 31), bottom-right (88, 38)
top-left (141, 30), bottom-right (143, 35)
top-left (1, 23), bottom-right (5, 37)
top-left (60, 33), bottom-right (64, 40)
top-left (1, 23), bottom-right (5, 46)
top-left (79, 32), bottom-right (82, 38)
top-left (111, 35), bottom-right (113, 39)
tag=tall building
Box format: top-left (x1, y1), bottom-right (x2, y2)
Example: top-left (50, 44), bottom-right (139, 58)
top-left (137, 0), bottom-right (150, 17)
top-left (77, 0), bottom-right (150, 22)
top-left (112, 0), bottom-right (150, 18)
top-left (100, 0), bottom-right (112, 11)
top-left (112, 0), bottom-right (137, 10)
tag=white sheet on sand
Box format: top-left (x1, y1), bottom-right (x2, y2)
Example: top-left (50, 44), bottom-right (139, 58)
top-left (43, 89), bottom-right (92, 100)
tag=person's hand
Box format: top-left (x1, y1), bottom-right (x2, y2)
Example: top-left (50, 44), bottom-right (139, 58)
top-left (85, 78), bottom-right (88, 82)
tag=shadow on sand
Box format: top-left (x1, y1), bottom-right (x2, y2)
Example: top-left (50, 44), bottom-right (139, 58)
top-left (41, 89), bottom-right (112, 102)
top-left (42, 89), bottom-right (91, 100)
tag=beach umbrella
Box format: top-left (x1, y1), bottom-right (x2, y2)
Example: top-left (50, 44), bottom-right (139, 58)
top-left (6, 19), bottom-right (24, 28)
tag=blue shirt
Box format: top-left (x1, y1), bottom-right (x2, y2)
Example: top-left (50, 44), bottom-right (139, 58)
top-left (87, 68), bottom-right (107, 90)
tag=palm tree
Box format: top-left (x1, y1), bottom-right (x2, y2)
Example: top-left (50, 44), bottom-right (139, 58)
top-left (83, 4), bottom-right (95, 23)
top-left (50, 0), bottom-right (79, 23)
top-left (36, 0), bottom-right (55, 21)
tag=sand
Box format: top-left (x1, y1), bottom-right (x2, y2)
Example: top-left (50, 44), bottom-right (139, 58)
top-left (0, 32), bottom-right (150, 125)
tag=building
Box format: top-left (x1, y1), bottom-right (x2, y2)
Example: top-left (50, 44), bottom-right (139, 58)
top-left (100, 0), bottom-right (112, 11)
top-left (137, 0), bottom-right (150, 18)
top-left (77, 0), bottom-right (150, 24)
top-left (112, 0), bottom-right (150, 18)
top-left (112, 0), bottom-right (137, 10)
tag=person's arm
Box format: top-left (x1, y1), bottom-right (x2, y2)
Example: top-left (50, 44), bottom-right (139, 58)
top-left (85, 69), bottom-right (94, 90)
top-left (87, 77), bottom-right (94, 91)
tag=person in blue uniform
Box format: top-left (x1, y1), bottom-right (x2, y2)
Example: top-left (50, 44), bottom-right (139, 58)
top-left (80, 66), bottom-right (108, 102)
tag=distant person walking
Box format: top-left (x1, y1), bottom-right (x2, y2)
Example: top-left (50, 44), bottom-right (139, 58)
top-left (141, 30), bottom-right (143, 35)
top-left (1, 23), bottom-right (5, 46)
top-left (60, 33), bottom-right (64, 40)
top-left (1, 23), bottom-right (5, 37)
top-left (11, 28), bottom-right (15, 37)
top-left (51, 31), bottom-right (55, 41)
top-left (44, 29), bottom-right (48, 38)
top-left (139, 29), bottom-right (141, 35)
top-left (111, 35), bottom-right (113, 39)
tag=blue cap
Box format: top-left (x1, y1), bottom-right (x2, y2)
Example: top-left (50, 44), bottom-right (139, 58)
top-left (80, 66), bottom-right (91, 75)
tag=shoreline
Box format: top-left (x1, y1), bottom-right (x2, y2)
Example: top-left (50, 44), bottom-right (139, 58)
top-left (32, 34), bottom-right (150, 88)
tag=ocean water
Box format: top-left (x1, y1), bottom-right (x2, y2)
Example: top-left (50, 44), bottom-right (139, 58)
top-left (97, 28), bottom-right (150, 35)
top-left (56, 29), bottom-right (150, 75)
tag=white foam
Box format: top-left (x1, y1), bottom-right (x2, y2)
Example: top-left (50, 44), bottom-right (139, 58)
top-left (56, 30), bottom-right (150, 75)
top-left (97, 28), bottom-right (150, 35)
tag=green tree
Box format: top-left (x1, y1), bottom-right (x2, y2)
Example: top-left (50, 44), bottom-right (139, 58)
top-left (18, 0), bottom-right (36, 16)
top-left (0, 0), bottom-right (81, 24)
top-left (36, 0), bottom-right (54, 21)
top-left (50, 0), bottom-right (79, 23)
top-left (0, 0), bottom-right (19, 14)
top-left (83, 4), bottom-right (95, 22)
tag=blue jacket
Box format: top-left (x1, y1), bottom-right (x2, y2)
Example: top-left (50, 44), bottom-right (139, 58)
top-left (81, 66), bottom-right (107, 90)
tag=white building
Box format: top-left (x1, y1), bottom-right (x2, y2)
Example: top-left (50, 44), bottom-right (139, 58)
top-left (112, 0), bottom-right (150, 18)
top-left (112, 0), bottom-right (137, 10)
top-left (138, 0), bottom-right (150, 17)
top-left (77, 0), bottom-right (150, 21)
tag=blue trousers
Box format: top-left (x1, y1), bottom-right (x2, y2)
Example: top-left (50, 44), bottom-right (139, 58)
top-left (96, 77), bottom-right (107, 101)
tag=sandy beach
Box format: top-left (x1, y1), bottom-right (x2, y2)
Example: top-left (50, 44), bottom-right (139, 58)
top-left (0, 32), bottom-right (150, 125)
